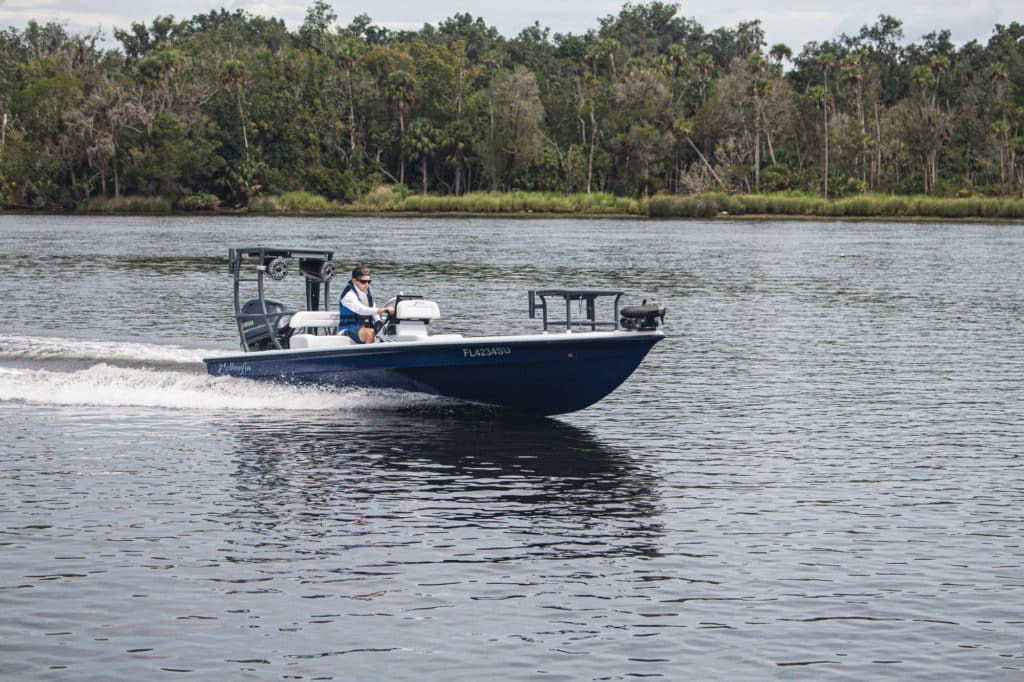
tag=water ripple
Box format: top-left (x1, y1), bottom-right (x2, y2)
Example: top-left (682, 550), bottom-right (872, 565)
top-left (2, 217), bottom-right (1024, 679)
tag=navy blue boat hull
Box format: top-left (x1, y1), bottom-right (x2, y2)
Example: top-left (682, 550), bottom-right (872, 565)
top-left (205, 332), bottom-right (663, 415)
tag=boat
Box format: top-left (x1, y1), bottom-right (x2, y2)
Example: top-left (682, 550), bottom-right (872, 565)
top-left (203, 247), bottom-right (665, 415)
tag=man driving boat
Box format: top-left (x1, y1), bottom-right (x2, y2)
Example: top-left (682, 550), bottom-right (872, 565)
top-left (338, 265), bottom-right (395, 344)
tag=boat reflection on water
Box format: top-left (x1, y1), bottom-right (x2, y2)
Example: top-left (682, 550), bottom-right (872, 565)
top-left (220, 408), bottom-right (663, 562)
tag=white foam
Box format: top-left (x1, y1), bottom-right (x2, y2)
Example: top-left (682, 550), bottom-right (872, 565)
top-left (0, 334), bottom-right (219, 365)
top-left (0, 364), bottom-right (437, 412)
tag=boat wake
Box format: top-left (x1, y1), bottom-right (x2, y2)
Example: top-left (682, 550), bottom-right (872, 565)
top-left (0, 335), bottom-right (448, 412)
top-left (0, 333), bottom-right (217, 366)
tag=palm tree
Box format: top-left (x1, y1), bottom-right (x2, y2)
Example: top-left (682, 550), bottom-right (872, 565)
top-left (992, 119), bottom-right (1010, 195)
top-left (840, 52), bottom-right (867, 182)
top-left (990, 63), bottom-right (1010, 194)
top-left (840, 53), bottom-right (864, 115)
top-left (667, 44), bottom-right (687, 78)
top-left (928, 54), bottom-right (950, 108)
top-left (405, 119), bottom-right (437, 195)
top-left (747, 53), bottom-right (769, 191)
top-left (809, 85), bottom-right (830, 198)
top-left (445, 119), bottom-right (472, 195)
top-left (583, 43), bottom-right (601, 76)
top-left (386, 69), bottom-right (417, 185)
top-left (221, 59), bottom-right (251, 158)
top-left (990, 62), bottom-right (1009, 118)
top-left (769, 43), bottom-right (792, 66)
top-left (601, 38), bottom-right (620, 78)
top-left (694, 53), bottom-right (714, 104)
top-left (674, 120), bottom-right (722, 186)
top-left (815, 52), bottom-right (836, 198)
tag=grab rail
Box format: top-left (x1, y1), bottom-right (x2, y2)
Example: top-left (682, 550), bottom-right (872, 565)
top-left (528, 289), bottom-right (623, 331)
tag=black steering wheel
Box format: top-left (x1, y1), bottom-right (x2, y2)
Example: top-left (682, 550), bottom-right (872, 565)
top-left (375, 304), bottom-right (393, 332)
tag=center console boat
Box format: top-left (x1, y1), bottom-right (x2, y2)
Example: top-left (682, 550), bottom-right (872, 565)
top-left (203, 247), bottom-right (665, 415)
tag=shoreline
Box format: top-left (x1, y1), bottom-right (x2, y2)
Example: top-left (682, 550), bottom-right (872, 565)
top-left (7, 191), bottom-right (1024, 222)
top-left (7, 210), bottom-right (1022, 223)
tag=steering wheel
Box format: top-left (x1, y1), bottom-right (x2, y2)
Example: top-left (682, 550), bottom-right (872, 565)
top-left (375, 298), bottom-right (395, 332)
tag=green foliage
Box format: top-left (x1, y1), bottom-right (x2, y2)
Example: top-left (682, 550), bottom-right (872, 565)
top-left (2, 8), bottom-right (1024, 212)
top-left (176, 193), bottom-right (219, 210)
top-left (216, 158), bottom-right (268, 206)
top-left (759, 164), bottom-right (798, 192)
top-left (303, 167), bottom-right (359, 202)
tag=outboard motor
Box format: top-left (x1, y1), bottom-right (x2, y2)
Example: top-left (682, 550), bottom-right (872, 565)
top-left (620, 302), bottom-right (666, 331)
top-left (240, 299), bottom-right (293, 350)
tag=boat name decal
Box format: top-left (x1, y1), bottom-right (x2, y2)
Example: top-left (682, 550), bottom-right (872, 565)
top-left (463, 346), bottom-right (512, 358)
top-left (218, 361), bottom-right (252, 374)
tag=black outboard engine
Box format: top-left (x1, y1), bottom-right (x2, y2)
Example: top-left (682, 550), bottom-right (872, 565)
top-left (620, 302), bottom-right (666, 331)
top-left (240, 299), bottom-right (293, 350)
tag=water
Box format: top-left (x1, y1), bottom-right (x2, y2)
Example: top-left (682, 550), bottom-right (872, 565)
top-left (1, 214), bottom-right (1023, 679)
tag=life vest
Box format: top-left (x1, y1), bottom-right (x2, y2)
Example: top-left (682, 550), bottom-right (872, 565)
top-left (338, 281), bottom-right (374, 327)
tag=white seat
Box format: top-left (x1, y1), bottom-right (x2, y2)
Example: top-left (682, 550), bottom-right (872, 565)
top-left (289, 334), bottom-right (354, 349)
top-left (289, 311), bottom-right (340, 330)
top-left (288, 311), bottom-right (348, 349)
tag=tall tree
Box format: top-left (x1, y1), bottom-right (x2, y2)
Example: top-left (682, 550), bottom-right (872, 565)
top-left (816, 52), bottom-right (836, 197)
top-left (298, 0), bottom-right (336, 54)
top-left (221, 59), bottom-right (251, 157)
top-left (484, 65), bottom-right (544, 189)
top-left (333, 37), bottom-right (364, 171)
top-left (405, 118), bottom-right (438, 194)
top-left (386, 69), bottom-right (417, 185)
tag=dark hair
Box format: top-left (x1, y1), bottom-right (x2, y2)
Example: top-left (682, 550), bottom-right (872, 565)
top-left (351, 265), bottom-right (370, 279)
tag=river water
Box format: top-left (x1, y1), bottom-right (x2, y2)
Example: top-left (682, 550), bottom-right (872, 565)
top-left (1, 214), bottom-right (1022, 679)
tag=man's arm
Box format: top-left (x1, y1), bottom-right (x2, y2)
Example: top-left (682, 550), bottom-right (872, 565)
top-left (341, 289), bottom-right (379, 319)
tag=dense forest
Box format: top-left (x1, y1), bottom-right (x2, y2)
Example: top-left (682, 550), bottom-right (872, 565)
top-left (1, 2), bottom-right (1023, 210)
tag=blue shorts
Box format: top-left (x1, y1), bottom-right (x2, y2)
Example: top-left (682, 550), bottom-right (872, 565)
top-left (339, 325), bottom-right (364, 343)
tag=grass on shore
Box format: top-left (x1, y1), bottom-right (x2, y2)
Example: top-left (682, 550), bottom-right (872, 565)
top-left (352, 188), bottom-right (1024, 219)
top-left (72, 189), bottom-right (1024, 219)
top-left (348, 189), bottom-right (642, 215)
top-left (647, 192), bottom-right (1024, 219)
top-left (79, 195), bottom-right (173, 213)
top-left (248, 191), bottom-right (344, 212)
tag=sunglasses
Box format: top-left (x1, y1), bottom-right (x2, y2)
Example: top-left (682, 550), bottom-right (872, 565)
top-left (356, 278), bottom-right (371, 284)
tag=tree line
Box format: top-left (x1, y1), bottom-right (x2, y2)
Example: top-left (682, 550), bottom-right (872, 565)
top-left (1, 1), bottom-right (1023, 210)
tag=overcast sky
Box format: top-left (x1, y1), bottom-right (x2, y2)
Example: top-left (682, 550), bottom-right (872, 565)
top-left (2, 0), bottom-right (1021, 54)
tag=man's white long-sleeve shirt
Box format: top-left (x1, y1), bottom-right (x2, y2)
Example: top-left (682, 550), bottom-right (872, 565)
top-left (340, 287), bottom-right (379, 321)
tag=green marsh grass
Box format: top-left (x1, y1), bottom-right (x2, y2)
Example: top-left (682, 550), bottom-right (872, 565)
top-left (350, 190), bottom-right (642, 215)
top-left (249, 191), bottom-right (341, 212)
top-left (648, 192), bottom-right (1024, 219)
top-left (79, 195), bottom-right (173, 213)
top-left (80, 189), bottom-right (1024, 219)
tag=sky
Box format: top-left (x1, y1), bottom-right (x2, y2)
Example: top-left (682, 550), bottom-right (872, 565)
top-left (1, 0), bottom-right (1022, 54)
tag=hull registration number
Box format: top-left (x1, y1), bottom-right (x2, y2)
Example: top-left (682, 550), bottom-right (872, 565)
top-left (463, 346), bottom-right (512, 358)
